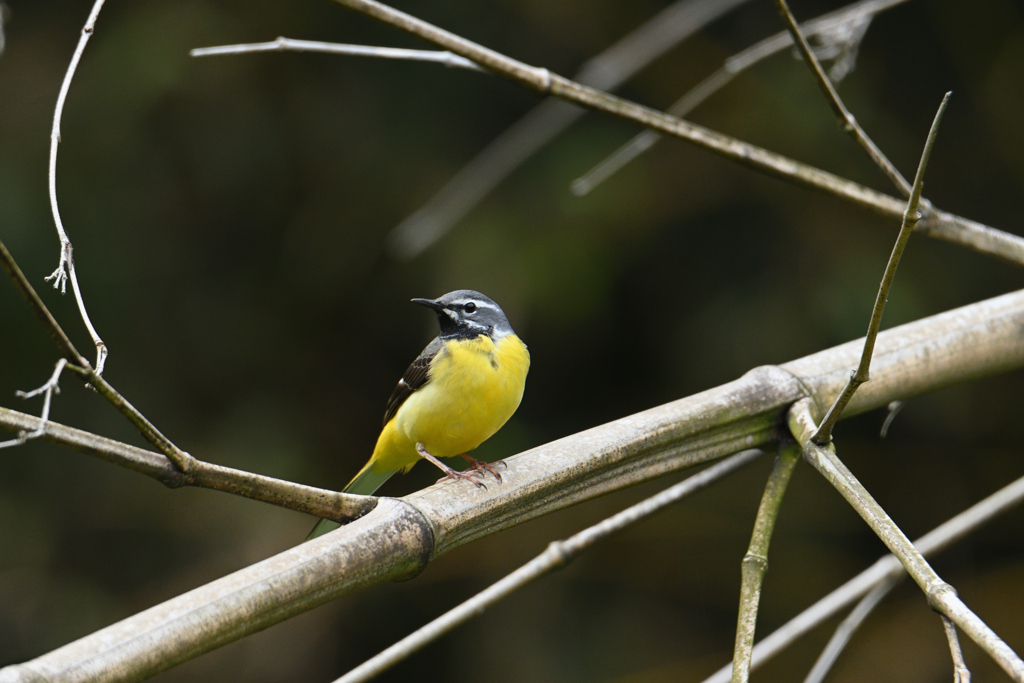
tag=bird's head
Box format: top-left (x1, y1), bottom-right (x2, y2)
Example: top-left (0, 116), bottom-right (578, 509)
top-left (412, 290), bottom-right (515, 340)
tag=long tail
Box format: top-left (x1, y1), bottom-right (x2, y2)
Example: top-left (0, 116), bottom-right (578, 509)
top-left (305, 464), bottom-right (398, 541)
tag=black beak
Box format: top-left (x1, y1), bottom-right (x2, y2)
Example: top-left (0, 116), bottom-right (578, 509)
top-left (411, 297), bottom-right (446, 311)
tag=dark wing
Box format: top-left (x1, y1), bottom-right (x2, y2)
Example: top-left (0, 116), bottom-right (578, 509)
top-left (382, 337), bottom-right (443, 427)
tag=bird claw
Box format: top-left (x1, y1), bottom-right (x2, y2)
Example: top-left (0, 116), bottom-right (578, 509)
top-left (461, 455), bottom-right (505, 482)
top-left (436, 469), bottom-right (487, 489)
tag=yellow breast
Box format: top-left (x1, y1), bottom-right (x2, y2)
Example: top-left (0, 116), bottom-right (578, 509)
top-left (388, 334), bottom-right (530, 463)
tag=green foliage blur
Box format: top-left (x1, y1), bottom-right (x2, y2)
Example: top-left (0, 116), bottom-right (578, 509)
top-left (1, 0), bottom-right (1023, 680)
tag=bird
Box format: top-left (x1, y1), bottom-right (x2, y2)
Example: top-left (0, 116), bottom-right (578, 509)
top-left (307, 290), bottom-right (530, 540)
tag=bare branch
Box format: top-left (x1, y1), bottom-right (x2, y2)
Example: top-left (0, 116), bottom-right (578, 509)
top-left (573, 0), bottom-right (908, 196)
top-left (190, 37), bottom-right (483, 71)
top-left (704, 464), bottom-right (1024, 683)
top-left (813, 92), bottom-right (951, 445)
top-left (0, 360), bottom-right (67, 450)
top-left (774, 0), bottom-right (911, 195)
top-left (731, 443), bottom-right (801, 683)
top-left (335, 449), bottom-right (765, 683)
top-left (943, 616), bottom-right (973, 683)
top-left (43, 0), bottom-right (108, 374)
top-left (330, 0), bottom-right (1024, 267)
top-left (790, 399), bottom-right (1024, 680)
top-left (0, 405), bottom-right (376, 521)
top-left (1, 235), bottom-right (195, 474)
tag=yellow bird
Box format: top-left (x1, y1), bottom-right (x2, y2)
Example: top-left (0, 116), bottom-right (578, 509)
top-left (308, 290), bottom-right (530, 539)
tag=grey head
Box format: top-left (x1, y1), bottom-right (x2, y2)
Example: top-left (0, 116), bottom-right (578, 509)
top-left (411, 290), bottom-right (516, 340)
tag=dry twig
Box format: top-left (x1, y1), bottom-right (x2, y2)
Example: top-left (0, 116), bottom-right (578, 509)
top-left (773, 0), bottom-right (911, 195)
top-left (0, 236), bottom-right (194, 472)
top-left (0, 360), bottom-right (67, 450)
top-left (943, 616), bottom-right (973, 683)
top-left (191, 37), bottom-right (482, 71)
top-left (0, 405), bottom-right (376, 521)
top-left (0, 235), bottom-right (379, 521)
top-left (43, 0), bottom-right (108, 374)
top-left (813, 92), bottom-right (951, 444)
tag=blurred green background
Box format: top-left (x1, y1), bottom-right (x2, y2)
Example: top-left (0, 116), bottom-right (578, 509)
top-left (2, 0), bottom-right (1023, 681)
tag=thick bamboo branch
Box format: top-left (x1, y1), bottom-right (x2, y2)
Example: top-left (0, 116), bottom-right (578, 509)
top-left (331, 0), bottom-right (1024, 266)
top-left (336, 449), bottom-right (765, 683)
top-left (790, 399), bottom-right (1024, 680)
top-left (4, 287), bottom-right (1024, 682)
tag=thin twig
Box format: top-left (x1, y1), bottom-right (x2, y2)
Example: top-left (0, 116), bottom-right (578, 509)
top-left (0, 405), bottom-right (377, 522)
top-left (190, 37), bottom-right (483, 71)
top-left (330, 0), bottom-right (1024, 267)
top-left (703, 465), bottom-right (1024, 683)
top-left (573, 0), bottom-right (907, 197)
top-left (803, 576), bottom-right (899, 683)
top-left (1, 235), bottom-right (195, 473)
top-left (812, 92), bottom-right (951, 445)
top-left (43, 0), bottom-right (108, 374)
top-left (774, 0), bottom-right (911, 195)
top-left (790, 399), bottom-right (1024, 681)
top-left (333, 449), bottom-right (765, 683)
top-left (0, 360), bottom-right (67, 449)
top-left (943, 616), bottom-right (973, 683)
top-left (732, 442), bottom-right (801, 683)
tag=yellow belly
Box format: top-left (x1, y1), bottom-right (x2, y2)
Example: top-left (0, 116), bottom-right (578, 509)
top-left (368, 334), bottom-right (530, 474)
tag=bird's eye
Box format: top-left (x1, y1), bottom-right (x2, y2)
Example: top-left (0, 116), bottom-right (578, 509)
top-left (464, 302), bottom-right (477, 313)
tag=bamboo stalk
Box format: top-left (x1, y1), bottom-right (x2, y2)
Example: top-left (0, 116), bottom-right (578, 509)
top-left (4, 287), bottom-right (1024, 682)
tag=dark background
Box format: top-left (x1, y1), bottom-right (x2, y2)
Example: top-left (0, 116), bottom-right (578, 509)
top-left (1, 0), bottom-right (1023, 681)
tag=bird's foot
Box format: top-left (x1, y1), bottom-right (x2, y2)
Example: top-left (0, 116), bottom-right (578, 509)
top-left (416, 443), bottom-right (487, 489)
top-left (435, 468), bottom-right (487, 489)
top-left (460, 454), bottom-right (505, 483)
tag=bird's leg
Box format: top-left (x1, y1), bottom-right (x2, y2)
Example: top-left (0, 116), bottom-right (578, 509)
top-left (460, 454), bottom-right (504, 483)
top-left (416, 443), bottom-right (486, 489)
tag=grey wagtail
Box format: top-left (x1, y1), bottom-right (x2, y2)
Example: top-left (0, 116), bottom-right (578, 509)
top-left (308, 290), bottom-right (529, 539)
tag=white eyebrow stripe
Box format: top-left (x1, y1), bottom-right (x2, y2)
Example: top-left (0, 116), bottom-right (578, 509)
top-left (447, 298), bottom-right (499, 311)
